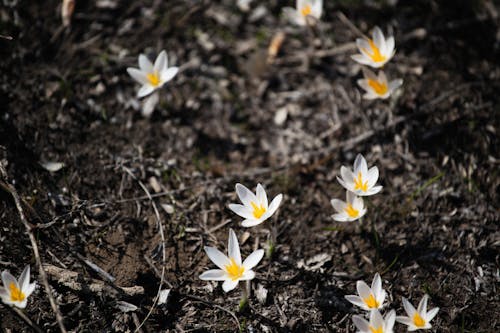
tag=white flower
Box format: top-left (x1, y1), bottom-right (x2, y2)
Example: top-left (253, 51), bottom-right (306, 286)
top-left (396, 295), bottom-right (439, 331)
top-left (127, 50), bottom-right (179, 98)
top-left (199, 229), bottom-right (264, 292)
top-left (283, 0), bottom-right (322, 26)
top-left (0, 265), bottom-right (36, 308)
top-left (352, 26), bottom-right (395, 68)
top-left (357, 68), bottom-right (403, 100)
top-left (345, 273), bottom-right (386, 311)
top-left (353, 309), bottom-right (396, 333)
top-left (337, 154), bottom-right (382, 196)
top-left (228, 183), bottom-right (283, 228)
top-left (331, 191), bottom-right (367, 222)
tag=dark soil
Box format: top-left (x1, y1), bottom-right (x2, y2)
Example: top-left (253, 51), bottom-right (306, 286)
top-left (0, 0), bottom-right (499, 332)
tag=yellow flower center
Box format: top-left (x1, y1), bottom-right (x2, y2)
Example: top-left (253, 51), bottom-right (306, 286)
top-left (367, 79), bottom-right (388, 96)
top-left (300, 4), bottom-right (312, 17)
top-left (364, 293), bottom-right (380, 309)
top-left (344, 203), bottom-right (359, 218)
top-left (225, 258), bottom-right (245, 281)
top-left (413, 312), bottom-right (426, 327)
top-left (369, 326), bottom-right (383, 333)
top-left (354, 172), bottom-right (368, 192)
top-left (146, 72), bottom-right (161, 87)
top-left (250, 202), bottom-right (266, 219)
top-left (363, 39), bottom-right (386, 63)
top-left (9, 282), bottom-right (25, 302)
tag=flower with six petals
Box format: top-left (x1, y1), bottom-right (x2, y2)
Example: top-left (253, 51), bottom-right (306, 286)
top-left (358, 68), bottom-right (403, 100)
top-left (0, 265), bottom-right (36, 309)
top-left (331, 190), bottom-right (367, 222)
top-left (345, 273), bottom-right (387, 311)
top-left (199, 229), bottom-right (264, 292)
top-left (337, 154), bottom-right (382, 196)
top-left (282, 0), bottom-right (322, 26)
top-left (353, 309), bottom-right (396, 333)
top-left (396, 294), bottom-right (439, 331)
top-left (352, 26), bottom-right (395, 68)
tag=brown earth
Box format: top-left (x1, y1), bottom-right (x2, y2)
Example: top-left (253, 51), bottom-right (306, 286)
top-left (0, 0), bottom-right (499, 332)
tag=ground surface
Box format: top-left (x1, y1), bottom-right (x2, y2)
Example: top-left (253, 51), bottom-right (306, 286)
top-left (0, 0), bottom-right (499, 332)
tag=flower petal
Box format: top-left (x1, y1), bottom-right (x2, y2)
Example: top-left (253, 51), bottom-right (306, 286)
top-left (330, 198), bottom-right (346, 213)
top-left (142, 91), bottom-right (159, 117)
top-left (396, 316), bottom-right (414, 327)
top-left (256, 183), bottom-right (268, 208)
top-left (354, 154), bottom-right (368, 176)
top-left (340, 166), bottom-right (355, 184)
top-left (24, 282), bottom-right (36, 298)
top-left (402, 297), bottom-right (417, 317)
top-left (138, 84), bottom-right (155, 98)
top-left (372, 26), bottom-right (386, 54)
top-left (222, 280), bottom-right (239, 292)
top-left (370, 309), bottom-right (385, 328)
top-left (127, 68), bottom-right (148, 85)
top-left (389, 79), bottom-right (403, 92)
top-left (154, 50), bottom-right (167, 73)
top-left (385, 309), bottom-right (396, 330)
top-left (241, 270), bottom-right (255, 281)
top-left (138, 54), bottom-right (154, 72)
top-left (371, 273), bottom-right (382, 299)
top-left (356, 280), bottom-right (372, 300)
top-left (332, 213), bottom-right (349, 222)
top-left (19, 266), bottom-right (30, 292)
top-left (241, 218), bottom-right (262, 227)
top-left (235, 183), bottom-right (257, 207)
top-left (160, 67), bottom-right (178, 83)
top-left (417, 294), bottom-right (429, 314)
top-left (228, 229), bottom-right (241, 265)
top-left (352, 315), bottom-right (370, 331)
top-left (1, 271), bottom-right (18, 291)
top-left (351, 54), bottom-right (373, 66)
top-left (365, 185), bottom-right (383, 196)
top-left (426, 307), bottom-right (440, 322)
top-left (266, 194), bottom-right (282, 217)
top-left (367, 166), bottom-right (379, 188)
top-left (243, 249), bottom-right (264, 270)
top-left (384, 36), bottom-right (395, 56)
top-left (199, 269), bottom-right (227, 281)
top-left (345, 295), bottom-right (366, 309)
top-left (204, 247), bottom-right (230, 270)
top-left (228, 204), bottom-right (254, 220)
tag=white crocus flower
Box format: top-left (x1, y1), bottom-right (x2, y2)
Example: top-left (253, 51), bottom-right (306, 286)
top-left (127, 50), bottom-right (179, 98)
top-left (0, 265), bottom-right (36, 308)
top-left (353, 309), bottom-right (396, 333)
top-left (358, 68), bottom-right (403, 100)
top-left (337, 154), bottom-right (382, 196)
top-left (283, 0), bottom-right (322, 26)
top-left (352, 26), bottom-right (395, 68)
top-left (199, 229), bottom-right (264, 292)
top-left (228, 183), bottom-right (283, 228)
top-left (396, 295), bottom-right (439, 331)
top-left (345, 273), bottom-right (386, 311)
top-left (331, 191), bottom-right (367, 222)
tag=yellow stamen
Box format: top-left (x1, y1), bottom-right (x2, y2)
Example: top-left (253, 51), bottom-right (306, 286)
top-left (250, 202), bottom-right (266, 219)
top-left (362, 39), bottom-right (386, 63)
top-left (367, 79), bottom-right (388, 96)
top-left (369, 326), bottom-right (383, 333)
top-left (413, 312), bottom-right (426, 327)
top-left (9, 282), bottom-right (25, 302)
top-left (146, 72), bottom-right (161, 87)
top-left (344, 203), bottom-right (359, 218)
top-left (364, 294), bottom-right (380, 309)
top-left (300, 4), bottom-right (312, 17)
top-left (354, 172), bottom-right (368, 192)
top-left (225, 258), bottom-right (244, 281)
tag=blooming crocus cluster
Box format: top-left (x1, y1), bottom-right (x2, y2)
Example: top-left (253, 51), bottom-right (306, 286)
top-left (346, 273), bottom-right (439, 332)
top-left (283, 0), bottom-right (323, 26)
top-left (0, 265), bottom-right (36, 309)
top-left (351, 26), bottom-right (402, 100)
top-left (331, 154), bottom-right (382, 222)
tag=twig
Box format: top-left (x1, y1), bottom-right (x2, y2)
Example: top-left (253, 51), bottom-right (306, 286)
top-left (121, 166), bottom-right (169, 332)
top-left (10, 307), bottom-right (44, 333)
top-left (336, 11), bottom-right (367, 39)
top-left (0, 166), bottom-right (67, 333)
top-left (181, 294), bottom-right (240, 329)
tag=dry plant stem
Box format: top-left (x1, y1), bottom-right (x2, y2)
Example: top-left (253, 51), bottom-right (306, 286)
top-left (182, 294), bottom-right (240, 329)
top-left (0, 168), bottom-right (67, 333)
top-left (11, 308), bottom-right (44, 333)
top-left (121, 166), bottom-right (169, 332)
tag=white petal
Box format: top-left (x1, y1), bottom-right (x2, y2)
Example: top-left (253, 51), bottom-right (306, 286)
top-left (352, 315), bottom-right (370, 331)
top-left (0, 287), bottom-right (9, 300)
top-left (396, 316), bottom-right (414, 327)
top-left (256, 183), bottom-right (268, 208)
top-left (204, 247), bottom-right (230, 270)
top-left (222, 280), bottom-right (239, 292)
top-left (367, 166), bottom-right (379, 188)
top-left (227, 229), bottom-right (241, 265)
top-left (154, 50), bottom-right (167, 72)
top-left (402, 297), bottom-right (417, 317)
top-left (282, 7), bottom-right (304, 26)
top-left (344, 295), bottom-right (367, 309)
top-left (141, 91), bottom-right (159, 117)
top-left (371, 273), bottom-right (382, 299)
top-left (240, 270), bottom-right (255, 281)
top-left (363, 92), bottom-right (380, 100)
top-left (356, 38), bottom-right (372, 57)
top-left (199, 269), bottom-right (227, 281)
top-left (426, 307), bottom-right (439, 322)
top-left (266, 194), bottom-right (282, 217)
top-left (356, 280), bottom-right (372, 300)
top-left (370, 309), bottom-right (385, 328)
top-left (312, 0), bottom-right (322, 18)
top-left (330, 199), bottom-right (346, 213)
top-left (362, 67), bottom-right (378, 81)
top-left (19, 266), bottom-right (30, 292)
top-left (417, 294), bottom-right (429, 314)
top-left (24, 282), bottom-right (36, 298)
top-left (138, 54), bottom-right (154, 72)
top-left (332, 213), bottom-right (349, 222)
top-left (235, 183), bottom-right (257, 207)
top-left (365, 186), bottom-right (383, 196)
top-left (241, 218), bottom-right (262, 228)
top-left (1, 271), bottom-right (18, 291)
top-left (354, 154), bottom-right (368, 176)
top-left (340, 166), bottom-right (355, 183)
top-left (127, 68), bottom-right (148, 85)
top-left (346, 190), bottom-right (358, 205)
top-left (243, 249), bottom-right (264, 270)
top-left (357, 79), bottom-right (371, 93)
top-left (228, 204), bottom-right (254, 220)
top-left (352, 196), bottom-right (365, 211)
top-left (15, 299), bottom-right (27, 309)
top-left (137, 84), bottom-right (155, 98)
top-left (160, 67), bottom-right (178, 83)
top-left (372, 26), bottom-right (386, 54)
top-left (378, 70), bottom-right (388, 85)
top-left (389, 79), bottom-right (403, 92)
top-left (384, 36), bottom-right (395, 56)
top-left (385, 310), bottom-right (396, 330)
top-left (351, 54), bottom-right (374, 66)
